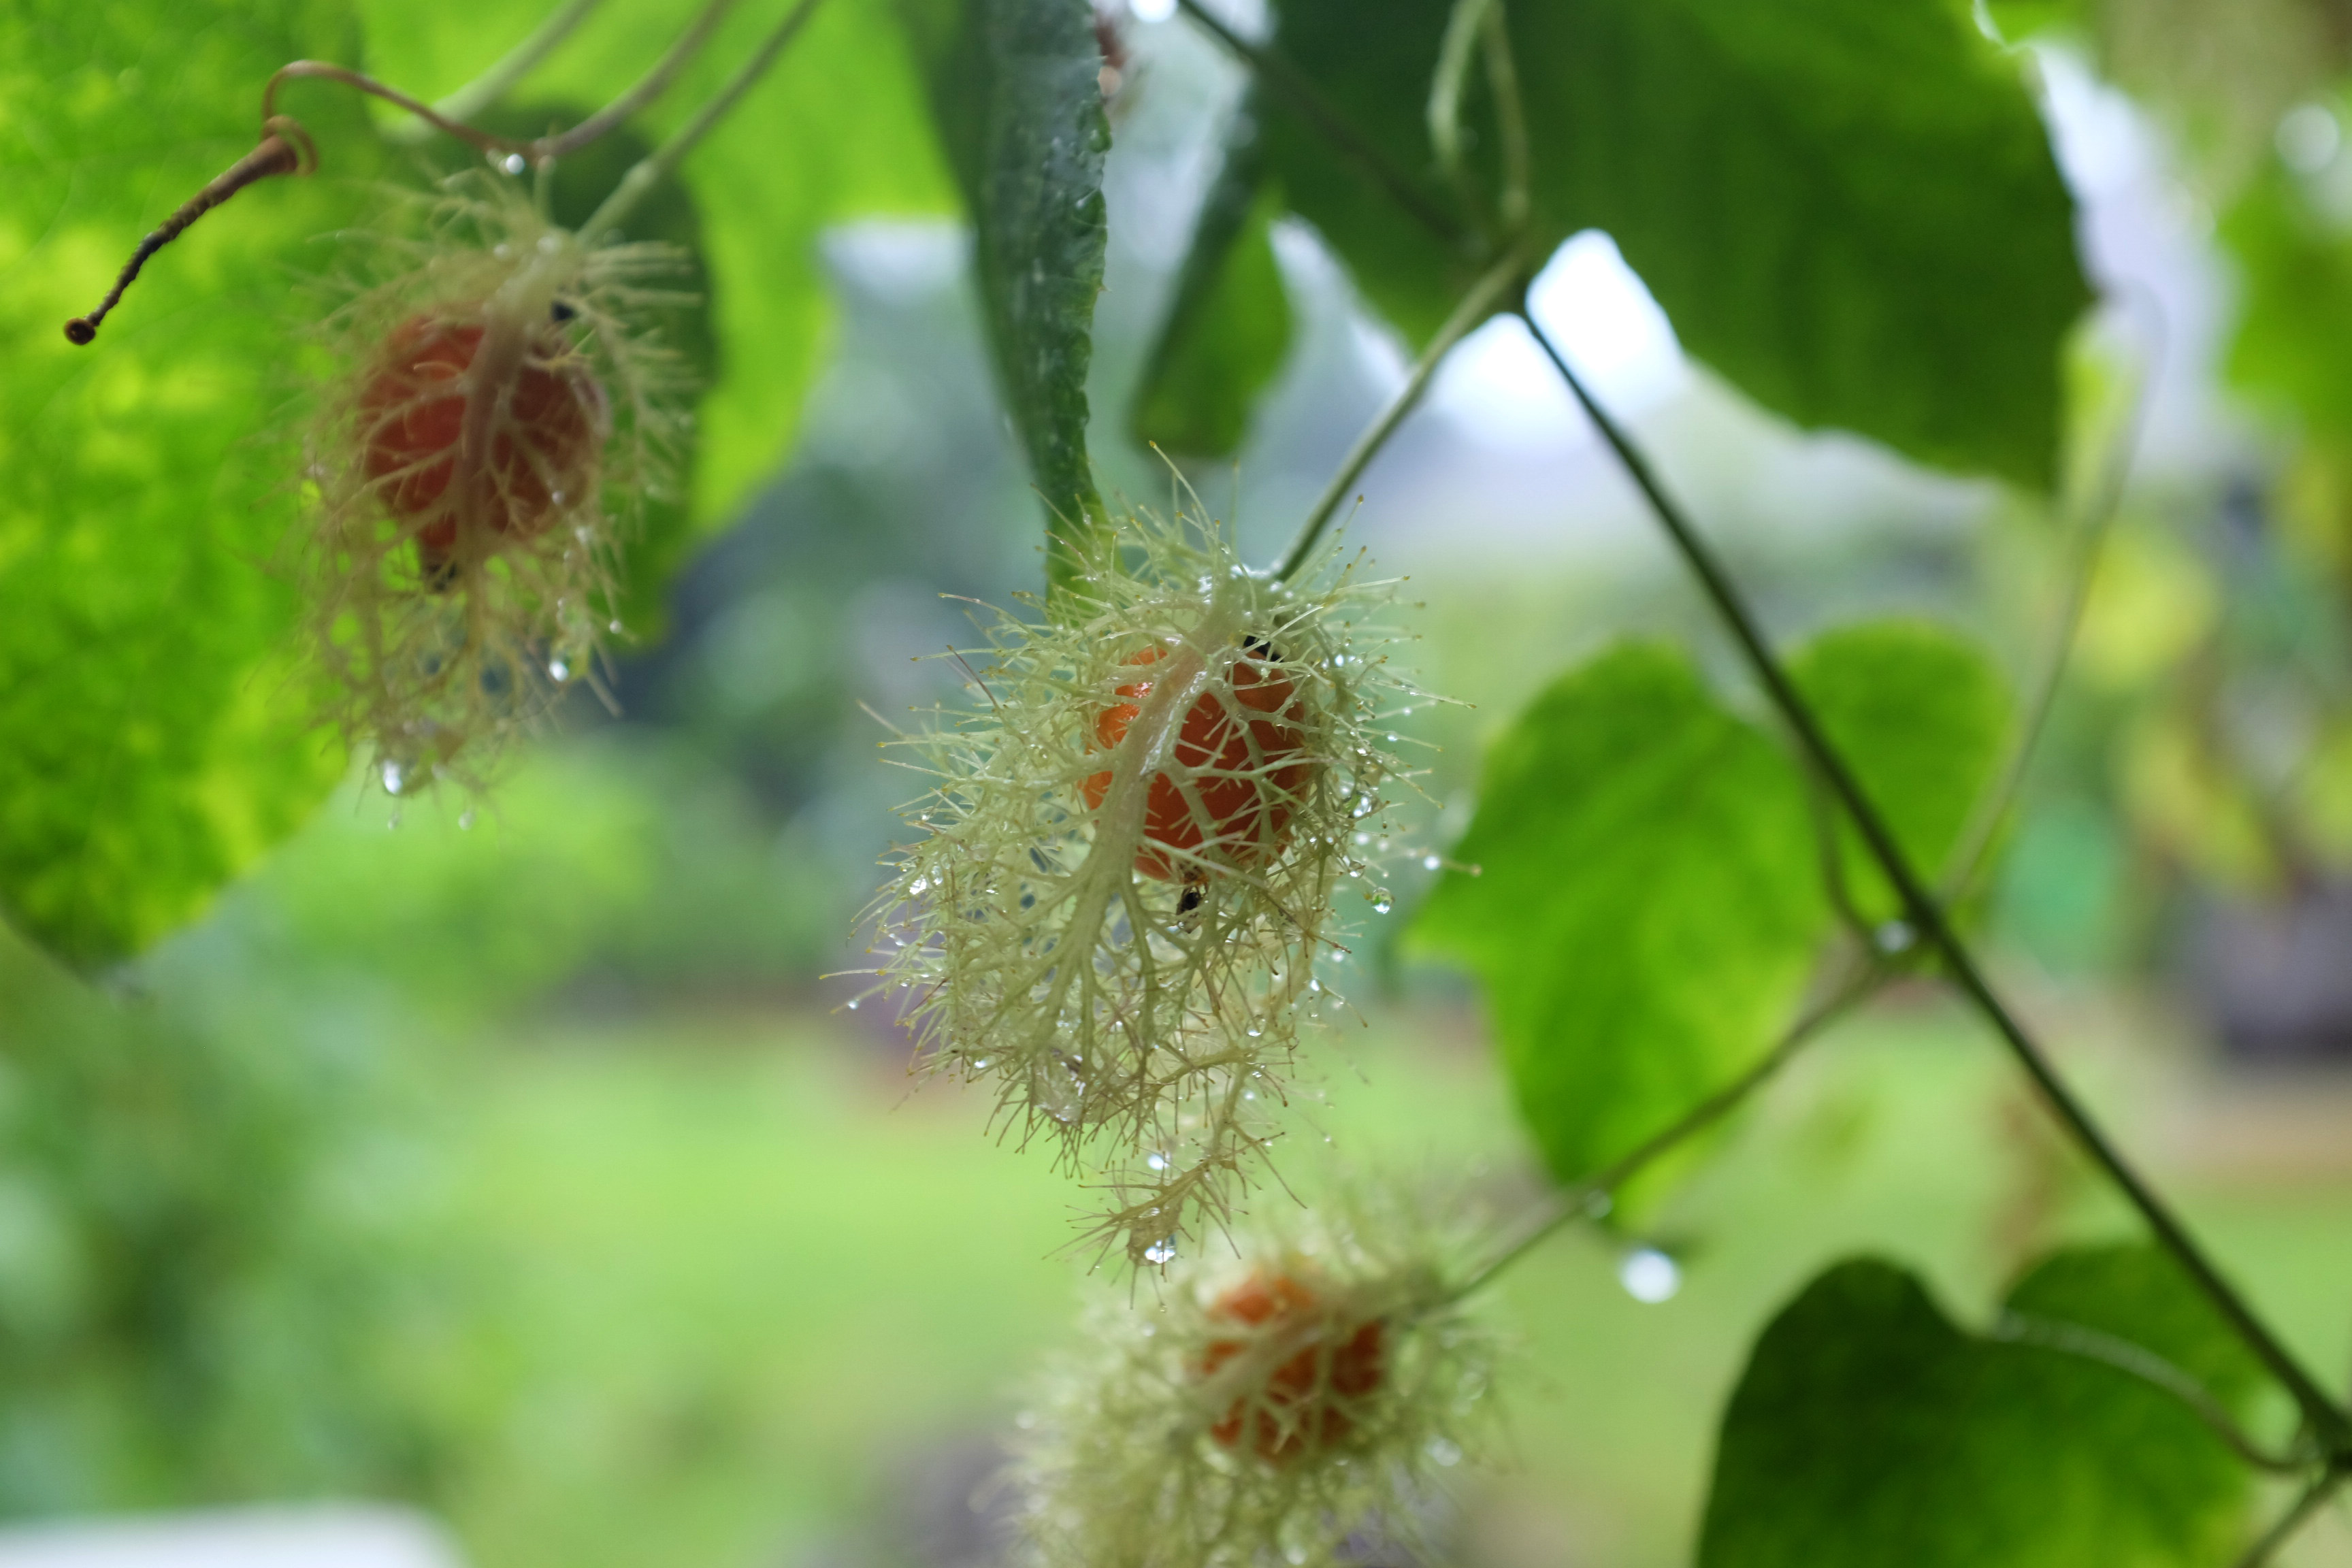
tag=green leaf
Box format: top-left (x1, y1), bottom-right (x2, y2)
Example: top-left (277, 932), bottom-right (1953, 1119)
top-left (1699, 1247), bottom-right (2262, 1568)
top-left (900, 0), bottom-right (1111, 590)
top-left (1789, 619), bottom-right (2012, 919)
top-left (1411, 642), bottom-right (1826, 1187)
top-left (1258, 0), bottom-right (1486, 346)
top-left (1256, 0), bottom-right (2089, 485)
top-left (0, 0), bottom-right (374, 963)
top-left (1130, 88), bottom-right (1294, 459)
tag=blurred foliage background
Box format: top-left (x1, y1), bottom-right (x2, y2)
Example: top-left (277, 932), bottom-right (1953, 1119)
top-left (7, 0), bottom-right (2352, 1563)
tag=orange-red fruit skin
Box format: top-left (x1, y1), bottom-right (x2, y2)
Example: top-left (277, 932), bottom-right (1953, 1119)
top-left (1199, 1271), bottom-right (1386, 1463)
top-left (359, 314), bottom-right (601, 561)
top-left (1081, 645), bottom-right (1311, 881)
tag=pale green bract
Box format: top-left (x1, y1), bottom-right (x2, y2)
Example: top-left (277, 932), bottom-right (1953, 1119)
top-left (862, 507), bottom-right (1430, 1265)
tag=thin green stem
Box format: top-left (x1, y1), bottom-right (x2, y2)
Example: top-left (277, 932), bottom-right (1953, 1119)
top-left (1944, 335), bottom-right (2155, 900)
top-left (2234, 1469), bottom-right (2345, 1568)
top-left (1269, 245), bottom-right (1524, 581)
top-left (1449, 954), bottom-right (1880, 1303)
top-left (1512, 301), bottom-right (2352, 1454)
top-left (1479, 0), bottom-right (1529, 235)
top-left (386, 0), bottom-right (610, 144)
top-left (1174, 0), bottom-right (1466, 246)
top-left (1426, 0), bottom-right (1492, 195)
top-left (1992, 1311), bottom-right (2317, 1475)
top-left (270, 0), bottom-right (740, 167)
top-left (536, 0), bottom-right (742, 161)
top-left (579, 0), bottom-right (824, 241)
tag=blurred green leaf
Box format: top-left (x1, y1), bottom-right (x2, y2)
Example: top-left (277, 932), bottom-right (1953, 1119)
top-left (1411, 642), bottom-right (1826, 1187)
top-left (899, 0), bottom-right (1110, 590)
top-left (2226, 167), bottom-right (2352, 438)
top-left (0, 0), bottom-right (374, 964)
top-left (1130, 88), bottom-right (1294, 459)
top-left (1258, 0), bottom-right (2088, 485)
top-left (1790, 619), bottom-right (2012, 919)
top-left (0, 924), bottom-right (449, 1509)
top-left (1698, 1247), bottom-right (2261, 1568)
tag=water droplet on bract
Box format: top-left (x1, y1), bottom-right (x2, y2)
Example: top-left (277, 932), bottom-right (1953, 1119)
top-left (459, 810), bottom-right (476, 831)
top-left (387, 812), bottom-right (402, 830)
top-left (1874, 919), bottom-right (1915, 956)
top-left (548, 658), bottom-right (571, 681)
top-left (1427, 1437), bottom-right (1463, 1467)
top-left (537, 231), bottom-right (561, 254)
top-left (380, 761), bottom-right (405, 795)
top-left (846, 998), bottom-right (860, 1010)
top-left (1619, 1246), bottom-right (1680, 1303)
top-left (499, 152), bottom-right (527, 175)
top-left (1369, 892), bottom-right (1394, 914)
top-left (549, 489), bottom-right (567, 506)
top-left (608, 619), bottom-right (623, 635)
top-left (1423, 853), bottom-right (1442, 870)
top-left (1146, 1152), bottom-right (1168, 1171)
top-left (1145, 1242), bottom-right (1177, 1264)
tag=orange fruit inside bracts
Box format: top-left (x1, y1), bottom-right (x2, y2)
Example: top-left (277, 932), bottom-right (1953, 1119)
top-left (1080, 643), bottom-right (1311, 882)
top-left (359, 313), bottom-right (603, 570)
top-left (1199, 1271), bottom-right (1387, 1463)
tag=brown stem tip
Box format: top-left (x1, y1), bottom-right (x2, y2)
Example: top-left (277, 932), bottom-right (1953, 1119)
top-left (63, 117), bottom-right (316, 347)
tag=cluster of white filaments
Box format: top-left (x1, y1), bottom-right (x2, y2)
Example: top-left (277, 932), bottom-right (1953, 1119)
top-left (866, 507), bottom-right (1428, 1264)
top-left (304, 173), bottom-right (687, 794)
top-left (1014, 1191), bottom-right (1495, 1568)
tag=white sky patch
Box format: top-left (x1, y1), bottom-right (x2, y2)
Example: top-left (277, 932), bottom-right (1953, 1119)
top-left (1431, 231), bottom-right (1686, 451)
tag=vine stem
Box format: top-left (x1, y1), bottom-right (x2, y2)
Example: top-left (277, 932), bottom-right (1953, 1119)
top-left (1512, 300), bottom-right (2352, 1454)
top-left (1269, 244), bottom-right (1525, 581)
top-left (268, 0), bottom-right (743, 166)
top-left (1173, 0), bottom-right (1465, 245)
top-left (385, 0), bottom-right (610, 144)
top-left (579, 0), bottom-right (825, 241)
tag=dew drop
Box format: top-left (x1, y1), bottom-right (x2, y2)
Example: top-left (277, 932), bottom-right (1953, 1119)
top-left (846, 998), bottom-right (860, 1011)
top-left (499, 152), bottom-right (527, 175)
top-left (1422, 854), bottom-right (1442, 871)
top-left (1619, 1246), bottom-right (1680, 1303)
top-left (459, 810), bottom-right (476, 831)
top-left (1427, 1437), bottom-right (1463, 1467)
top-left (1369, 892), bottom-right (1394, 914)
top-left (380, 761), bottom-right (405, 796)
top-left (1145, 1242), bottom-right (1177, 1264)
top-left (548, 657), bottom-right (571, 681)
top-left (1874, 919), bottom-right (1915, 956)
